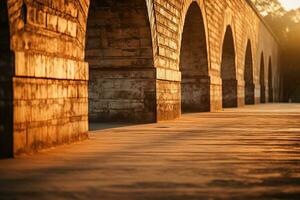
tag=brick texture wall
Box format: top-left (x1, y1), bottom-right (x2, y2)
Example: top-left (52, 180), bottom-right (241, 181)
top-left (0, 0), bottom-right (281, 157)
top-left (86, 0), bottom-right (156, 123)
top-left (6, 0), bottom-right (89, 155)
top-left (153, 0), bottom-right (280, 118)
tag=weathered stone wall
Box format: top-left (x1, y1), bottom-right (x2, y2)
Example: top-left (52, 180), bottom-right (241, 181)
top-left (152, 0), bottom-right (280, 117)
top-left (257, 21), bottom-right (281, 102)
top-left (6, 0), bottom-right (89, 155)
top-left (86, 0), bottom-right (156, 123)
top-left (152, 0), bottom-right (182, 120)
top-left (156, 80), bottom-right (180, 121)
top-left (0, 0), bottom-right (282, 157)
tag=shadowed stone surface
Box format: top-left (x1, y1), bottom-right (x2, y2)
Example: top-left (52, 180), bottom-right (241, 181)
top-left (0, 104), bottom-right (300, 199)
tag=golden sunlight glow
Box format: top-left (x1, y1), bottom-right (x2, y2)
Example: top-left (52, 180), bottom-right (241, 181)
top-left (279, 0), bottom-right (300, 10)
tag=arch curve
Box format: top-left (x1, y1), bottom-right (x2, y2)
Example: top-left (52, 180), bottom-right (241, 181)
top-left (221, 25), bottom-right (238, 108)
top-left (244, 39), bottom-right (255, 104)
top-left (179, 1), bottom-right (210, 112)
top-left (85, 0), bottom-right (156, 123)
top-left (260, 52), bottom-right (266, 103)
top-left (179, 0), bottom-right (210, 70)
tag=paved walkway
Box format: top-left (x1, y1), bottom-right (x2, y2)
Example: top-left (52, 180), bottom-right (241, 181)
top-left (1, 104), bottom-right (300, 200)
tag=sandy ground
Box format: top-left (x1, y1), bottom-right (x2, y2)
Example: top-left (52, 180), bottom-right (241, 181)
top-left (0, 103), bottom-right (300, 200)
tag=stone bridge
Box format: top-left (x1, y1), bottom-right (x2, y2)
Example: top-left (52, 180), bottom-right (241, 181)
top-left (0, 0), bottom-right (281, 158)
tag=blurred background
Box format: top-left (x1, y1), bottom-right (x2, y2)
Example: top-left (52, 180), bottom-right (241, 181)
top-left (252, 0), bottom-right (300, 102)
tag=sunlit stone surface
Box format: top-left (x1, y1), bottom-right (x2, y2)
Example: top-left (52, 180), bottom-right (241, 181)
top-left (0, 104), bottom-right (299, 199)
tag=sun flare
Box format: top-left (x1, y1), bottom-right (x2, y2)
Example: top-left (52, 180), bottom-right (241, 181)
top-left (279, 0), bottom-right (300, 10)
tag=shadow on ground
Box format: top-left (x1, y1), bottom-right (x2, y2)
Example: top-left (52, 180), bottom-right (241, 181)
top-left (89, 123), bottom-right (137, 131)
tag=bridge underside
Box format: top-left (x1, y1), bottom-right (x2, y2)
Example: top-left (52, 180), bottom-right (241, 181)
top-left (0, 104), bottom-right (299, 199)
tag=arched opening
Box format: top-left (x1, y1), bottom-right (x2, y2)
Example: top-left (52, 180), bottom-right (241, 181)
top-left (0, 2), bottom-right (13, 158)
top-left (268, 57), bottom-right (273, 102)
top-left (221, 26), bottom-right (237, 108)
top-left (244, 40), bottom-right (254, 105)
top-left (260, 53), bottom-right (266, 103)
top-left (180, 2), bottom-right (210, 112)
top-left (85, 0), bottom-right (155, 125)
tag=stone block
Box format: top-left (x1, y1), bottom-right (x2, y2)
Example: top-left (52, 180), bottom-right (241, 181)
top-left (47, 14), bottom-right (58, 31)
top-left (58, 17), bottom-right (68, 34)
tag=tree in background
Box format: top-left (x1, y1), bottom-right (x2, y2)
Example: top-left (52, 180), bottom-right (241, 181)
top-left (252, 0), bottom-right (285, 16)
top-left (251, 0), bottom-right (300, 102)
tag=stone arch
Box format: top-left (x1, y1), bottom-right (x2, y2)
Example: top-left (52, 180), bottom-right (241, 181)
top-left (179, 0), bottom-right (210, 69)
top-left (268, 57), bottom-right (273, 102)
top-left (260, 52), bottom-right (266, 103)
top-left (179, 2), bottom-right (210, 112)
top-left (221, 25), bottom-right (238, 108)
top-left (85, 0), bottom-right (156, 123)
top-left (0, 1), bottom-right (13, 158)
top-left (244, 39), bottom-right (254, 105)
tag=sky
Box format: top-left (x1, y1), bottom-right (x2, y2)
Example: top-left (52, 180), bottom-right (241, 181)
top-left (278, 0), bottom-right (300, 10)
